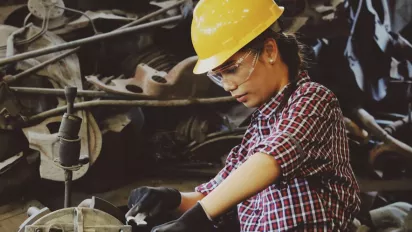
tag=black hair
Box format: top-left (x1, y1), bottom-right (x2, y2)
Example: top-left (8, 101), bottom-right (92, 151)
top-left (241, 27), bottom-right (307, 82)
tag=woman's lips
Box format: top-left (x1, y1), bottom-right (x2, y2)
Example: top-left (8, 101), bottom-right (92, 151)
top-left (234, 94), bottom-right (248, 103)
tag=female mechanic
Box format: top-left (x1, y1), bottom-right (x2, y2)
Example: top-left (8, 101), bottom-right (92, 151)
top-left (126, 0), bottom-right (361, 231)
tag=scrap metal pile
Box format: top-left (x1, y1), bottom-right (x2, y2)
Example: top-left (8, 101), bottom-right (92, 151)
top-left (0, 0), bottom-right (412, 231)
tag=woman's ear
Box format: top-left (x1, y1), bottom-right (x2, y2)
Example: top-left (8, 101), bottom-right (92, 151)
top-left (264, 38), bottom-right (278, 65)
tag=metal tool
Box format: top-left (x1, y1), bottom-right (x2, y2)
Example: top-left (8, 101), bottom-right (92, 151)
top-left (57, 86), bottom-right (89, 208)
top-left (126, 212), bottom-right (148, 226)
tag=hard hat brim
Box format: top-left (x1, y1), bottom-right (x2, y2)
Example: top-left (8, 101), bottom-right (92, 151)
top-left (193, 6), bottom-right (285, 74)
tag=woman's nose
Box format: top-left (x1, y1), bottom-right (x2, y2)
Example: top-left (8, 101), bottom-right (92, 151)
top-left (222, 79), bottom-right (238, 92)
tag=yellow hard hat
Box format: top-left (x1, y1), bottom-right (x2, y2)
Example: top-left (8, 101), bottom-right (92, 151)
top-left (191, 0), bottom-right (285, 74)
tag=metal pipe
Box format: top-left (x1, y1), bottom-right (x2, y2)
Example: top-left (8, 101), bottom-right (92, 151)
top-left (5, 48), bottom-right (80, 83)
top-left (10, 86), bottom-right (110, 97)
top-left (27, 96), bottom-right (235, 122)
top-left (0, 15), bottom-right (183, 67)
top-left (9, 86), bottom-right (169, 99)
top-left (64, 170), bottom-right (72, 208)
top-left (118, 0), bottom-right (186, 29)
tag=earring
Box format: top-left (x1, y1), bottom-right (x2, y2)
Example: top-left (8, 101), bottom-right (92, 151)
top-left (269, 58), bottom-right (274, 65)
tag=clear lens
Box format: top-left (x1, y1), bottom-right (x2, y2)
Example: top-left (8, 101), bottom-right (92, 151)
top-left (206, 50), bottom-right (259, 87)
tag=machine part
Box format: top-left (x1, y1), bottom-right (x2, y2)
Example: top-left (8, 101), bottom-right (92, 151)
top-left (88, 56), bottom-right (211, 99)
top-left (122, 47), bottom-right (177, 75)
top-left (86, 64), bottom-right (167, 97)
top-left (18, 207), bottom-right (51, 232)
top-left (27, 0), bottom-right (65, 19)
top-left (126, 213), bottom-right (148, 226)
top-left (0, 152), bottom-right (23, 174)
top-left (100, 113), bottom-right (131, 134)
top-left (54, 5), bottom-right (98, 34)
top-left (1, 24), bottom-right (103, 182)
top-left (78, 196), bottom-right (126, 224)
top-left (22, 111), bottom-right (102, 181)
top-left (5, 48), bottom-right (79, 84)
top-left (23, 207), bottom-right (132, 232)
top-left (0, 15), bottom-right (183, 66)
top-left (354, 108), bottom-right (412, 165)
top-left (118, 0), bottom-right (186, 29)
top-left (58, 87), bottom-right (84, 208)
top-left (26, 96), bottom-right (236, 123)
top-left (9, 86), bottom-right (132, 99)
top-left (384, 112), bottom-right (412, 135)
top-left (369, 202), bottom-right (412, 231)
top-left (0, 82), bottom-right (25, 130)
top-left (6, 23), bottom-right (31, 57)
top-left (176, 111), bottom-right (225, 144)
top-left (344, 117), bottom-right (369, 144)
top-left (0, 4), bottom-right (26, 24)
top-left (9, 25), bottom-right (86, 87)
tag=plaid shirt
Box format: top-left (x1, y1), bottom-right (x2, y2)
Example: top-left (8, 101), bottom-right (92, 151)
top-left (195, 72), bottom-right (360, 231)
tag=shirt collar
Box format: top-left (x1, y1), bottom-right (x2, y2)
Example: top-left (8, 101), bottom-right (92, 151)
top-left (252, 71), bottom-right (311, 119)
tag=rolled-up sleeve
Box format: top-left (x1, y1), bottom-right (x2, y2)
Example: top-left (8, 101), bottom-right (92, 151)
top-left (195, 144), bottom-right (241, 196)
top-left (253, 87), bottom-right (336, 181)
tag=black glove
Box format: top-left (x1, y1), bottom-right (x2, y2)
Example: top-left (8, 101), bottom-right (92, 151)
top-left (126, 187), bottom-right (181, 218)
top-left (151, 202), bottom-right (216, 232)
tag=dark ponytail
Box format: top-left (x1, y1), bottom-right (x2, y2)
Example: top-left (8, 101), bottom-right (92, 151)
top-left (241, 28), bottom-right (307, 82)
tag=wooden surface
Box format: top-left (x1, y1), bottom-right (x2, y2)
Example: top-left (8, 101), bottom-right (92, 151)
top-left (0, 200), bottom-right (44, 232)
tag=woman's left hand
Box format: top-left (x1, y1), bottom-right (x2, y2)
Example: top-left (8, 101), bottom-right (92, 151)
top-left (151, 202), bottom-right (215, 232)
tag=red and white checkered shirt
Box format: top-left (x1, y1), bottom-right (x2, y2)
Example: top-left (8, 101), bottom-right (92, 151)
top-left (195, 71), bottom-right (360, 231)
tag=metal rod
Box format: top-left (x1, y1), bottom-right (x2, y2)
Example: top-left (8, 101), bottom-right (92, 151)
top-left (0, 15), bottom-right (183, 66)
top-left (27, 96), bottom-right (235, 122)
top-left (118, 0), bottom-right (186, 29)
top-left (10, 86), bottom-right (164, 99)
top-left (64, 170), bottom-right (72, 208)
top-left (10, 86), bottom-right (108, 97)
top-left (5, 48), bottom-right (80, 83)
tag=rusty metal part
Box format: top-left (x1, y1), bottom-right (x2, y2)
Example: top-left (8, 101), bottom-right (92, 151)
top-left (0, 15), bottom-right (183, 66)
top-left (88, 56), bottom-right (210, 98)
top-left (86, 64), bottom-right (167, 97)
top-left (354, 108), bottom-right (412, 165)
top-left (22, 111), bottom-right (101, 181)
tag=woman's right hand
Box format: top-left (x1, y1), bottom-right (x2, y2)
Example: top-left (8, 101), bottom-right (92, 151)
top-left (125, 186), bottom-right (182, 218)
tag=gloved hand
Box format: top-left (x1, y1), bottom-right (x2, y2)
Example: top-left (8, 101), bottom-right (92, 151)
top-left (151, 202), bottom-right (215, 232)
top-left (126, 187), bottom-right (181, 218)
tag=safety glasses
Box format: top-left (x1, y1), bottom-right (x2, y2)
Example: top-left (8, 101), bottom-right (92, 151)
top-left (207, 49), bottom-right (260, 87)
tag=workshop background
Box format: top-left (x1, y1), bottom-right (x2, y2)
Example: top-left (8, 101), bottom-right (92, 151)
top-left (0, 0), bottom-right (412, 231)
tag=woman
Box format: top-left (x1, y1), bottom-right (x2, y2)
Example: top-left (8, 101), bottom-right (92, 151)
top-left (126, 0), bottom-right (361, 231)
